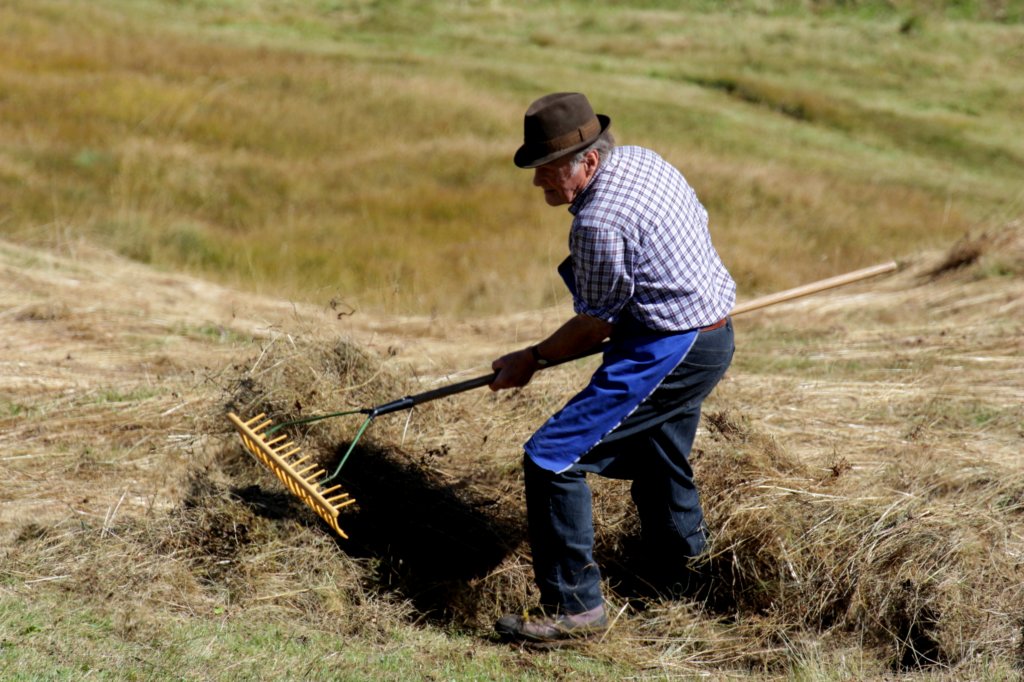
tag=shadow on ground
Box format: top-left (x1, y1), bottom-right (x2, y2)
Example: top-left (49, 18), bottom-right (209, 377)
top-left (327, 442), bottom-right (524, 623)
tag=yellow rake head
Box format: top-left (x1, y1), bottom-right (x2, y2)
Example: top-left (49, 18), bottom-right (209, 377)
top-left (227, 412), bottom-right (356, 538)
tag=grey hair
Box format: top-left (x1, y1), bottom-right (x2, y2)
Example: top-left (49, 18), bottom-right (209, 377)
top-left (569, 129), bottom-right (616, 173)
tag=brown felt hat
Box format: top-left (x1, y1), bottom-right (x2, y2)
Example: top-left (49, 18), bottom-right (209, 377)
top-left (514, 92), bottom-right (611, 169)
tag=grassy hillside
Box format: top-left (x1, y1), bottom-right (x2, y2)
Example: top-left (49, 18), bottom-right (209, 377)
top-left (2, 3), bottom-right (1023, 678)
top-left (1, 0), bottom-right (1022, 313)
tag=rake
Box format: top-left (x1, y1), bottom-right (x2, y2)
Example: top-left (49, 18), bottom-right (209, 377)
top-left (227, 261), bottom-right (897, 538)
top-left (225, 345), bottom-right (597, 538)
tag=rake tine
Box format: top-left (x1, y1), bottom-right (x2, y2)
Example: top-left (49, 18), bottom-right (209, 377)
top-left (295, 463), bottom-right (318, 477)
top-left (252, 418), bottom-right (273, 433)
top-left (288, 455), bottom-right (311, 469)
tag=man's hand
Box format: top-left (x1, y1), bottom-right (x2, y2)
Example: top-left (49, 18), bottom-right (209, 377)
top-left (488, 314), bottom-right (614, 392)
top-left (489, 348), bottom-right (537, 390)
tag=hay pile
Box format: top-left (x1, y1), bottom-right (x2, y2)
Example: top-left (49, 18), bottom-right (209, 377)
top-left (926, 219), bottom-right (1024, 279)
top-left (184, 306), bottom-right (1023, 672)
top-left (686, 409), bottom-right (1023, 670)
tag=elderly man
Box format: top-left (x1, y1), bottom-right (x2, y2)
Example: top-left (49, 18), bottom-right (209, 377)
top-left (489, 92), bottom-right (736, 644)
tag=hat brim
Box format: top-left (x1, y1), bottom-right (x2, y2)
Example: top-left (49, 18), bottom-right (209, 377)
top-left (514, 114), bottom-right (611, 169)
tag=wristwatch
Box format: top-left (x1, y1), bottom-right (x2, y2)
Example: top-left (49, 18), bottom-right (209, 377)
top-left (530, 345), bottom-right (550, 367)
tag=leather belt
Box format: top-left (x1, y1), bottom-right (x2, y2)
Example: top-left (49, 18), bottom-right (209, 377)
top-left (699, 317), bottom-right (728, 333)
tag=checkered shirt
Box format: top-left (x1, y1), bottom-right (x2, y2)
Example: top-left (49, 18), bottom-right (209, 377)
top-left (567, 146), bottom-right (736, 331)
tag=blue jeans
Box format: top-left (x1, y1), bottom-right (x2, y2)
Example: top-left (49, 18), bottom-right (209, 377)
top-left (524, 320), bottom-right (734, 613)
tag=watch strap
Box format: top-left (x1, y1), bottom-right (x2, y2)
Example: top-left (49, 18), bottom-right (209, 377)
top-left (530, 345), bottom-right (550, 367)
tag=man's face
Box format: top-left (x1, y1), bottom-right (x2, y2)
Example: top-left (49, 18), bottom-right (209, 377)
top-left (532, 154), bottom-right (589, 207)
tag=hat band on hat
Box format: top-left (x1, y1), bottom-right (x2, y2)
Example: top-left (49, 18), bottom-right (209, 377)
top-left (535, 117), bottom-right (601, 155)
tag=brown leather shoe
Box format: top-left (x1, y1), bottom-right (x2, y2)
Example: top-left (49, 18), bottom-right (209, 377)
top-left (495, 604), bottom-right (608, 643)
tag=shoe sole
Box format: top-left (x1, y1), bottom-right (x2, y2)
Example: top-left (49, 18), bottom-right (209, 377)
top-left (495, 624), bottom-right (608, 646)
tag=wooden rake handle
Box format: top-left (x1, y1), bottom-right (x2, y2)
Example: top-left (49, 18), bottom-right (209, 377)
top-left (731, 261), bottom-right (898, 315)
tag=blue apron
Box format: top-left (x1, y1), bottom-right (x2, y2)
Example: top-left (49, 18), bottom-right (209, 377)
top-left (524, 258), bottom-right (698, 473)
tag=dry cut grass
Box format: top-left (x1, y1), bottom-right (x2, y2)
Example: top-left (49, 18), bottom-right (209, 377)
top-left (1, 222), bottom-right (1023, 678)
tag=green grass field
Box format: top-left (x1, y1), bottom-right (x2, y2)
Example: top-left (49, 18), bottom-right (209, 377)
top-left (3, 0), bottom-right (1022, 314)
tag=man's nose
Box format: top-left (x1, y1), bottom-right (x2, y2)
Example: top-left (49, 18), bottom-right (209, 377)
top-left (532, 169), bottom-right (544, 186)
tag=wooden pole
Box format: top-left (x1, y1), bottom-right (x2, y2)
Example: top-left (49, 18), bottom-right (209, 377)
top-left (731, 261), bottom-right (898, 316)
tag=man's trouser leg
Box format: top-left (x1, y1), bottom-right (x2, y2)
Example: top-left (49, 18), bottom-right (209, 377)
top-left (632, 406), bottom-right (706, 548)
top-left (628, 407), bottom-right (709, 581)
top-left (580, 321), bottom-right (735, 587)
top-left (523, 455), bottom-right (604, 615)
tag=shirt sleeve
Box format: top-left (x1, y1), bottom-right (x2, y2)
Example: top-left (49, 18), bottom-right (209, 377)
top-left (569, 222), bottom-right (634, 323)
